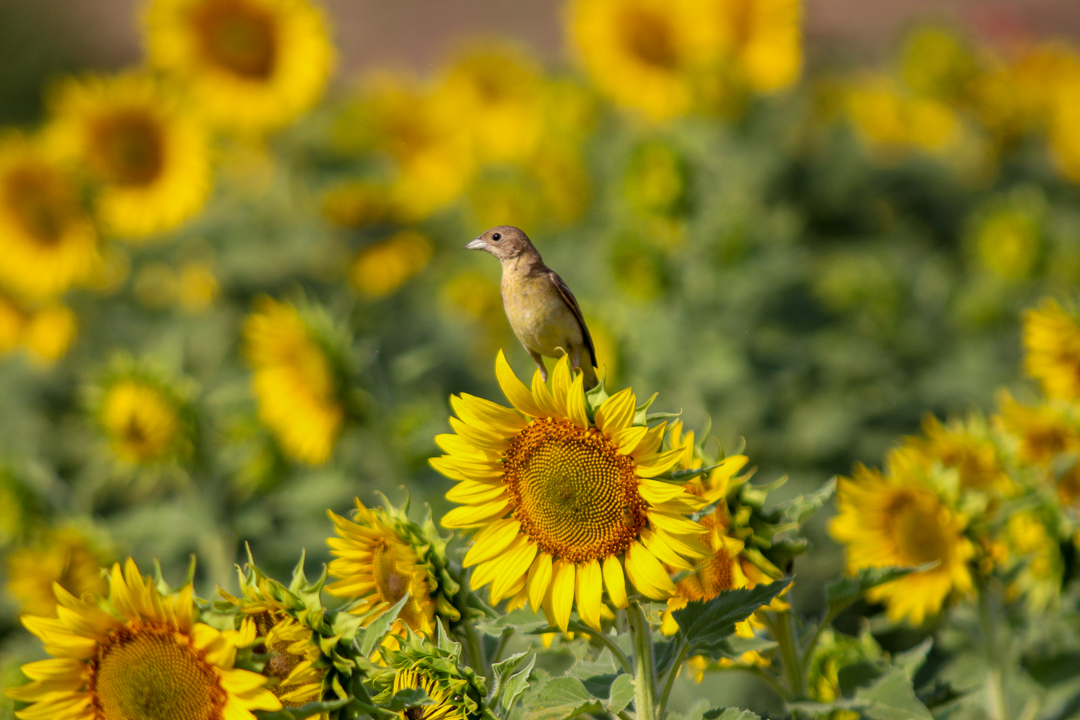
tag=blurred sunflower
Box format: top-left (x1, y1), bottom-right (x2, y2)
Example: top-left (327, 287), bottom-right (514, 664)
top-left (968, 196), bottom-right (1043, 282)
top-left (568, 0), bottom-right (718, 122)
top-left (96, 374), bottom-right (194, 466)
top-left (0, 134), bottom-right (98, 300)
top-left (4, 526), bottom-right (110, 617)
top-left (21, 303), bottom-right (78, 365)
top-left (844, 74), bottom-right (961, 158)
top-left (1002, 511), bottom-right (1063, 611)
top-left (326, 499), bottom-right (457, 639)
top-left (1024, 299), bottom-right (1080, 404)
top-left (144, 0), bottom-right (334, 133)
top-left (994, 392), bottom-right (1080, 466)
top-left (710, 0), bottom-right (802, 95)
top-left (902, 415), bottom-right (1013, 496)
top-left (349, 230), bottom-right (432, 299)
top-left (243, 297), bottom-right (346, 465)
top-left (4, 558), bottom-right (281, 720)
top-left (432, 351), bottom-right (707, 632)
top-left (830, 460), bottom-right (975, 625)
top-left (47, 73), bottom-right (212, 238)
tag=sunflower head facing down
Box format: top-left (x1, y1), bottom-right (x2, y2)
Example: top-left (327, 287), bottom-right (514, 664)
top-left (47, 72), bottom-right (212, 239)
top-left (432, 351), bottom-right (708, 632)
top-left (5, 558), bottom-right (281, 720)
top-left (326, 497), bottom-right (461, 640)
top-left (144, 0), bottom-right (334, 133)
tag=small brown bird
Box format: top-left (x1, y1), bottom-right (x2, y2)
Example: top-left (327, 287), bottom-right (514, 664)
top-left (466, 225), bottom-right (598, 389)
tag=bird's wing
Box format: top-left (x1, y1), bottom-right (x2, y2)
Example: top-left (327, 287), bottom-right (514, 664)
top-left (547, 270), bottom-right (597, 368)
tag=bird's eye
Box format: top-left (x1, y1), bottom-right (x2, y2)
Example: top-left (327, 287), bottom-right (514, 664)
top-left (492, 232), bottom-right (502, 242)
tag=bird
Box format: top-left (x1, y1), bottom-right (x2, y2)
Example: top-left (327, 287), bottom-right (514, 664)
top-left (466, 225), bottom-right (599, 389)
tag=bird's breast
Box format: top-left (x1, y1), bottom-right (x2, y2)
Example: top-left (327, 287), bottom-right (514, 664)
top-left (502, 275), bottom-right (582, 356)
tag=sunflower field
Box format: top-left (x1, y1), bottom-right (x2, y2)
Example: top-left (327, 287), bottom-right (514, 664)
top-left (4, 0), bottom-right (1080, 719)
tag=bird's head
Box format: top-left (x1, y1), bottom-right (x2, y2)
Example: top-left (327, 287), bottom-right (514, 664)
top-left (465, 225), bottom-right (537, 262)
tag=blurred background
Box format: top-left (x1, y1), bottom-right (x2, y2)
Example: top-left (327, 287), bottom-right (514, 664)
top-left (3, 0), bottom-right (1080, 713)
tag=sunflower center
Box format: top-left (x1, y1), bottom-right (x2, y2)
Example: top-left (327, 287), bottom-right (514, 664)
top-left (191, 0), bottom-right (278, 80)
top-left (89, 110), bottom-right (166, 187)
top-left (92, 626), bottom-right (226, 720)
top-left (619, 7), bottom-right (678, 70)
top-left (891, 496), bottom-right (947, 565)
top-left (504, 418), bottom-right (646, 564)
top-left (2, 163), bottom-right (75, 245)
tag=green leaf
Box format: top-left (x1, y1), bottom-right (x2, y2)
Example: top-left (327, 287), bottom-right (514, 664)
top-left (380, 688), bottom-right (433, 712)
top-left (894, 638), bottom-right (932, 681)
top-left (487, 651), bottom-right (535, 715)
top-left (606, 674), bottom-right (635, 714)
top-left (777, 478), bottom-right (836, 526)
top-left (673, 578), bottom-right (792, 654)
top-left (703, 708), bottom-right (763, 720)
top-left (825, 566), bottom-right (930, 616)
top-left (520, 677), bottom-right (602, 720)
top-left (854, 668), bottom-right (934, 720)
top-left (356, 593), bottom-right (411, 657)
top-left (257, 696), bottom-right (352, 720)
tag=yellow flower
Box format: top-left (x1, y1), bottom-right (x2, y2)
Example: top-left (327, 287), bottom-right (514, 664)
top-left (4, 558), bottom-right (281, 720)
top-left (391, 669), bottom-right (469, 720)
top-left (844, 74), bottom-right (961, 158)
top-left (326, 500), bottom-right (440, 637)
top-left (99, 377), bottom-right (190, 465)
top-left (902, 415), bottom-right (1013, 496)
top-left (5, 527), bottom-right (109, 617)
top-left (1049, 74), bottom-right (1080, 182)
top-left (1002, 511), bottom-right (1062, 611)
top-left (830, 462), bottom-right (975, 625)
top-left (431, 351), bottom-right (708, 632)
top-left (350, 230), bottom-right (432, 299)
top-left (22, 303), bottom-right (77, 366)
top-left (1024, 299), bottom-right (1080, 404)
top-left (177, 261), bottom-right (221, 312)
top-left (568, 0), bottom-right (718, 122)
top-left (235, 612), bottom-right (326, 708)
top-left (144, 0), bottom-right (334, 133)
top-left (900, 25), bottom-right (978, 103)
top-left (0, 134), bottom-right (98, 300)
top-left (243, 297), bottom-right (344, 464)
top-left (47, 72), bottom-right (212, 238)
top-left (970, 199), bottom-right (1042, 282)
top-left (710, 0), bottom-right (802, 95)
top-left (994, 392), bottom-right (1080, 466)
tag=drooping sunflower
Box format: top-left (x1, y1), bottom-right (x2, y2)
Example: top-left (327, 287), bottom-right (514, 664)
top-left (47, 72), bottom-right (212, 239)
top-left (4, 526), bottom-right (110, 617)
top-left (1023, 298), bottom-right (1080, 404)
top-left (0, 134), bottom-right (99, 300)
top-left (326, 498), bottom-right (459, 640)
top-left (144, 0), bottom-right (334, 133)
top-left (96, 372), bottom-right (195, 466)
top-left (5, 558), bottom-right (281, 720)
top-left (432, 351), bottom-right (707, 632)
top-left (830, 459), bottom-right (975, 625)
top-left (568, 0), bottom-right (719, 122)
top-left (243, 297), bottom-right (346, 465)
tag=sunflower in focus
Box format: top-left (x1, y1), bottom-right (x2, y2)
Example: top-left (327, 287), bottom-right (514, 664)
top-left (243, 297), bottom-right (346, 465)
top-left (830, 458), bottom-right (975, 625)
top-left (0, 134), bottom-right (98, 300)
top-left (144, 0), bottom-right (333, 133)
top-left (97, 373), bottom-right (194, 466)
top-left (432, 351), bottom-right (707, 632)
top-left (1024, 299), bottom-right (1080, 404)
top-left (327, 498), bottom-right (459, 640)
top-left (568, 0), bottom-right (720, 122)
top-left (4, 526), bottom-right (110, 617)
top-left (370, 630), bottom-right (487, 720)
top-left (5, 558), bottom-right (281, 720)
top-left (47, 73), bottom-right (212, 238)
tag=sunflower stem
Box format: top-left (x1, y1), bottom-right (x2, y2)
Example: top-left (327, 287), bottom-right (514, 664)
top-left (570, 621), bottom-right (633, 674)
top-left (766, 610), bottom-right (805, 699)
top-left (657, 640), bottom-right (689, 718)
top-left (979, 583), bottom-right (1011, 720)
top-left (461, 617), bottom-right (489, 678)
top-left (628, 601), bottom-right (659, 720)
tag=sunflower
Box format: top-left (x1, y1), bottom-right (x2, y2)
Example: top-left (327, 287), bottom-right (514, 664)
top-left (431, 351), bottom-right (707, 632)
top-left (326, 499), bottom-right (446, 638)
top-left (5, 558), bottom-right (281, 720)
top-left (47, 73), bottom-right (212, 238)
top-left (98, 375), bottom-right (193, 465)
top-left (4, 527), bottom-right (109, 617)
top-left (349, 230), bottom-right (433, 299)
top-left (22, 303), bottom-right (78, 366)
top-left (242, 297), bottom-right (345, 465)
top-left (1024, 299), bottom-right (1080, 404)
top-left (830, 461), bottom-right (975, 625)
top-left (144, 0), bottom-right (334, 133)
top-left (844, 74), bottom-right (961, 158)
top-left (0, 134), bottom-right (98, 300)
top-left (902, 415), bottom-right (1013, 496)
top-left (370, 630), bottom-right (487, 720)
top-left (710, 0), bottom-right (802, 95)
top-left (568, 0), bottom-right (719, 122)
top-left (994, 392), bottom-right (1080, 467)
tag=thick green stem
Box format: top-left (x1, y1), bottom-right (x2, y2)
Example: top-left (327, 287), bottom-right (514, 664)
top-left (979, 586), bottom-right (1010, 720)
top-left (569, 621), bottom-right (633, 674)
top-left (628, 601), bottom-right (658, 720)
top-left (766, 610), bottom-right (805, 699)
top-left (461, 618), bottom-right (489, 678)
top-left (657, 641), bottom-right (689, 718)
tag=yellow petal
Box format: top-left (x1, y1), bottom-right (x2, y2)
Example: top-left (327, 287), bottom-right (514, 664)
top-left (446, 480), bottom-right (507, 504)
top-left (576, 559), bottom-right (603, 631)
top-left (567, 372), bottom-right (588, 429)
top-left (624, 540), bottom-right (676, 600)
top-left (595, 388), bottom-right (635, 435)
top-left (452, 393), bottom-right (527, 434)
top-left (440, 499), bottom-right (510, 528)
top-left (449, 417), bottom-right (511, 453)
top-left (633, 421), bottom-right (668, 458)
top-left (491, 541), bottom-right (539, 603)
top-left (551, 560), bottom-right (576, 632)
top-left (528, 553), bottom-right (553, 611)
top-left (612, 426), bottom-right (649, 455)
top-left (531, 367), bottom-right (561, 417)
top-left (550, 355), bottom-right (572, 416)
top-left (463, 519), bottom-right (522, 567)
top-left (603, 555), bottom-right (629, 609)
top-left (640, 528), bottom-right (694, 571)
top-left (636, 448), bottom-right (684, 478)
top-left (496, 350), bottom-right (546, 418)
top-left (649, 511), bottom-right (705, 537)
top-left (638, 478), bottom-right (696, 505)
top-left (435, 433), bottom-right (493, 460)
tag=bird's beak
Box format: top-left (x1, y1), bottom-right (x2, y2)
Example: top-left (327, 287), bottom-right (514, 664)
top-left (465, 237), bottom-right (487, 251)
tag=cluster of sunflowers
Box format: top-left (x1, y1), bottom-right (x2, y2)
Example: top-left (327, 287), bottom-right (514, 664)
top-left (4, 0), bottom-right (1080, 718)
